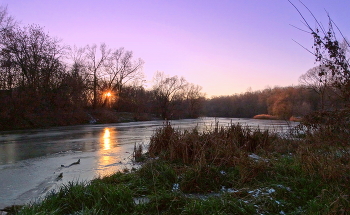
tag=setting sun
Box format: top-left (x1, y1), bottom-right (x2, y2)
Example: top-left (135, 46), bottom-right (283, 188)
top-left (105, 92), bottom-right (111, 97)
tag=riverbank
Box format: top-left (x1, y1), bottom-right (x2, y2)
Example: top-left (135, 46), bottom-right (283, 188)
top-left (0, 109), bottom-right (160, 131)
top-left (1, 108), bottom-right (303, 132)
top-left (11, 122), bottom-right (350, 214)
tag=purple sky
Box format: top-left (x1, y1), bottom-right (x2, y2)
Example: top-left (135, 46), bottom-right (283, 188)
top-left (2, 0), bottom-right (350, 97)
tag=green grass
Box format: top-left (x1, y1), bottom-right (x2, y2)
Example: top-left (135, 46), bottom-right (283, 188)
top-left (19, 181), bottom-right (134, 215)
top-left (14, 122), bottom-right (350, 214)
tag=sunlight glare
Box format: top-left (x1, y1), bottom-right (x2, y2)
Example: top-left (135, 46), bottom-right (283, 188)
top-left (103, 128), bottom-right (111, 150)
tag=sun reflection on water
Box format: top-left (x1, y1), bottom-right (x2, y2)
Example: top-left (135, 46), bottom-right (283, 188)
top-left (103, 128), bottom-right (111, 150)
top-left (96, 127), bottom-right (126, 177)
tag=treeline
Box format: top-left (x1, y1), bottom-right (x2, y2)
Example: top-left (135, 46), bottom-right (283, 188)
top-left (1, 5), bottom-right (348, 130)
top-left (204, 62), bottom-right (349, 119)
top-left (0, 6), bottom-right (205, 129)
top-left (116, 72), bottom-right (205, 120)
top-left (204, 86), bottom-right (318, 119)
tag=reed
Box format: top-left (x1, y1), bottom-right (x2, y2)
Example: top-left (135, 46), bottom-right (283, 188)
top-left (148, 122), bottom-right (278, 167)
top-left (133, 142), bottom-right (145, 162)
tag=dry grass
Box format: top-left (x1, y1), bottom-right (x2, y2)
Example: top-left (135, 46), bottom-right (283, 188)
top-left (148, 121), bottom-right (278, 168)
top-left (133, 143), bottom-right (146, 162)
top-left (293, 109), bottom-right (350, 187)
top-left (146, 122), bottom-right (282, 187)
top-left (147, 119), bottom-right (350, 187)
top-left (297, 146), bottom-right (350, 182)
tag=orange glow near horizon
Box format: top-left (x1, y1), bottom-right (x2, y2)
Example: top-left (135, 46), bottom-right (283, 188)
top-left (105, 92), bottom-right (111, 97)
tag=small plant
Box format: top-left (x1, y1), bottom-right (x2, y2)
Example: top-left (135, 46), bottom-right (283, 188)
top-left (133, 142), bottom-right (146, 162)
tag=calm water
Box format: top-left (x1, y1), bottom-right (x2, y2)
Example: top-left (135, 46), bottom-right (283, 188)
top-left (0, 117), bottom-right (297, 208)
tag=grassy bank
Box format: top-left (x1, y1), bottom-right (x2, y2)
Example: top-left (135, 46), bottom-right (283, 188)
top-left (10, 122), bottom-right (350, 214)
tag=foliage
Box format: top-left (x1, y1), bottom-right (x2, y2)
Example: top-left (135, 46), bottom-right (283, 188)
top-left (204, 86), bottom-right (322, 119)
top-left (300, 109), bottom-right (350, 148)
top-left (290, 0), bottom-right (350, 106)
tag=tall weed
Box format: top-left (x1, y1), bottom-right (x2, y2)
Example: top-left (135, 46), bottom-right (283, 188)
top-left (148, 122), bottom-right (277, 167)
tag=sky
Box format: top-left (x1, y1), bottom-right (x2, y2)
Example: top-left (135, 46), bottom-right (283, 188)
top-left (1, 0), bottom-right (350, 97)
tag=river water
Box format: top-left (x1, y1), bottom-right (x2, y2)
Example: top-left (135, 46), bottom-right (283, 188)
top-left (0, 117), bottom-right (298, 208)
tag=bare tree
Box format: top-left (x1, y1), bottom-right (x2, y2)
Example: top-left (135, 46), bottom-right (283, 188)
top-left (58, 46), bottom-right (90, 108)
top-left (68, 46), bottom-right (86, 69)
top-left (290, 0), bottom-right (350, 105)
top-left (71, 45), bottom-right (144, 109)
top-left (185, 83), bottom-right (205, 118)
top-left (1, 24), bottom-right (65, 94)
top-left (299, 66), bottom-right (335, 109)
top-left (68, 45), bottom-right (90, 87)
top-left (0, 23), bottom-right (68, 126)
top-left (0, 7), bottom-right (18, 91)
top-left (85, 43), bottom-right (111, 108)
top-left (103, 48), bottom-right (144, 105)
top-left (152, 71), bottom-right (187, 119)
top-left (0, 5), bottom-right (16, 33)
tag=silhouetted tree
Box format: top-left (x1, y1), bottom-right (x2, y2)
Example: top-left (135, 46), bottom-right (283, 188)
top-left (184, 83), bottom-right (205, 118)
top-left (299, 66), bottom-right (336, 109)
top-left (100, 47), bottom-right (144, 109)
top-left (85, 43), bottom-right (111, 108)
top-left (117, 84), bottom-right (153, 119)
top-left (67, 45), bottom-right (92, 107)
top-left (0, 5), bottom-right (16, 33)
top-left (1, 24), bottom-right (65, 103)
top-left (152, 71), bottom-right (187, 119)
top-left (104, 48), bottom-right (144, 93)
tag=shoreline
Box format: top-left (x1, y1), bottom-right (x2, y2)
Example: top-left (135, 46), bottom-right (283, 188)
top-left (0, 110), bottom-right (162, 132)
top-left (6, 121), bottom-right (348, 214)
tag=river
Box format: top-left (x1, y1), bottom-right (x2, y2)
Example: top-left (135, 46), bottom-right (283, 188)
top-left (0, 117), bottom-right (298, 208)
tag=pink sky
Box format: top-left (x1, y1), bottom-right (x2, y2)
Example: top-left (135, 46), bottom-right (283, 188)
top-left (2, 0), bottom-right (350, 97)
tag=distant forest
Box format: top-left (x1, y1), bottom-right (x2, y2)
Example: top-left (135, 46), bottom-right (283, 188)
top-left (0, 6), bottom-right (347, 130)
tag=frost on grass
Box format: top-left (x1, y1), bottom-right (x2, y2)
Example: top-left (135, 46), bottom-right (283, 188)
top-left (248, 187), bottom-right (276, 198)
top-left (172, 183), bottom-right (180, 192)
top-left (133, 197), bottom-right (150, 205)
top-left (248, 153), bottom-right (269, 162)
top-left (220, 185), bottom-right (294, 215)
top-left (276, 184), bottom-right (291, 192)
top-left (221, 186), bottom-right (238, 193)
